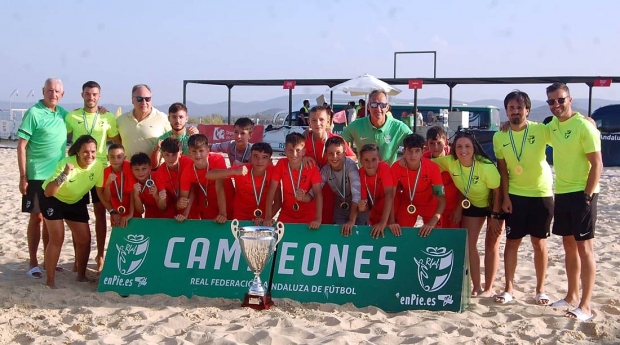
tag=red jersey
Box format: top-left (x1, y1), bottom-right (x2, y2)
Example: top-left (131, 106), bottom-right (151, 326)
top-left (304, 132), bottom-right (355, 168)
top-left (360, 161), bottom-right (395, 225)
top-left (180, 153), bottom-right (233, 220)
top-left (232, 164), bottom-right (275, 220)
top-left (103, 161), bottom-right (139, 217)
top-left (391, 158), bottom-right (443, 226)
top-left (136, 173), bottom-right (167, 218)
top-left (271, 159), bottom-right (322, 223)
top-left (153, 155), bottom-right (193, 218)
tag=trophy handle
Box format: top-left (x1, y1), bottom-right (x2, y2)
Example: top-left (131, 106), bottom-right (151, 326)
top-left (231, 219), bottom-right (240, 240)
top-left (274, 221), bottom-right (285, 247)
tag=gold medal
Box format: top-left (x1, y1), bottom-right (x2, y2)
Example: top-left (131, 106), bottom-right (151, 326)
top-left (462, 199), bottom-right (471, 209)
top-left (514, 165), bottom-right (523, 175)
top-left (253, 209), bottom-right (263, 217)
top-left (293, 203), bottom-right (300, 211)
top-left (117, 206), bottom-right (126, 214)
top-left (340, 201), bottom-right (350, 210)
top-left (407, 204), bottom-right (416, 214)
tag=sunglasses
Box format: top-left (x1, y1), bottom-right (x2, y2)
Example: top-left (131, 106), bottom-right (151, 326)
top-left (546, 97), bottom-right (567, 106)
top-left (135, 96), bottom-right (152, 103)
top-left (369, 102), bottom-right (388, 109)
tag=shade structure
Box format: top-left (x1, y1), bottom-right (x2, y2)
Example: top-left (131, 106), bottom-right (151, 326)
top-left (329, 74), bottom-right (402, 96)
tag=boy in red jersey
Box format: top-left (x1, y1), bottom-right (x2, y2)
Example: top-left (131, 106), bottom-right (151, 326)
top-left (391, 134), bottom-right (445, 237)
top-left (424, 126), bottom-right (462, 228)
top-left (130, 153), bottom-right (167, 218)
top-left (304, 105), bottom-right (356, 224)
top-left (153, 137), bottom-right (197, 220)
top-left (357, 144), bottom-right (397, 239)
top-left (178, 134), bottom-right (228, 223)
top-left (207, 142), bottom-right (282, 225)
top-left (101, 144), bottom-right (136, 227)
top-left (264, 133), bottom-right (323, 228)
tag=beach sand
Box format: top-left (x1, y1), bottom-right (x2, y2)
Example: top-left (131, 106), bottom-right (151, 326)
top-left (0, 145), bottom-right (619, 344)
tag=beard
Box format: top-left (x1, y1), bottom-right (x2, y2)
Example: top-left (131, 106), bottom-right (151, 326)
top-left (510, 117), bottom-right (524, 125)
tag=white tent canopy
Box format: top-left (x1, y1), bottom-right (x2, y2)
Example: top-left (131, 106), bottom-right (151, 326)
top-left (329, 73), bottom-right (402, 96)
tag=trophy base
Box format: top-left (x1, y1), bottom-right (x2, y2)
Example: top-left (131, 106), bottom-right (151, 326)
top-left (241, 293), bottom-right (274, 310)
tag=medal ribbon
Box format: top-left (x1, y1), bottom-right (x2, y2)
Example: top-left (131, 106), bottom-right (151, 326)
top-left (194, 164), bottom-right (209, 197)
top-left (459, 161), bottom-right (476, 199)
top-left (113, 171), bottom-right (124, 203)
top-left (234, 144), bottom-right (250, 163)
top-left (251, 167), bottom-right (267, 208)
top-left (508, 123), bottom-right (529, 162)
top-left (365, 173), bottom-right (378, 206)
top-left (166, 164), bottom-right (180, 198)
top-left (82, 109), bottom-right (99, 136)
top-left (288, 162), bottom-right (303, 195)
top-left (406, 160), bottom-right (422, 204)
top-left (330, 165), bottom-right (347, 200)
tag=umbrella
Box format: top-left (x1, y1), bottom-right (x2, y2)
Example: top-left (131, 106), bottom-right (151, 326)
top-left (329, 74), bottom-right (401, 117)
top-left (329, 73), bottom-right (402, 97)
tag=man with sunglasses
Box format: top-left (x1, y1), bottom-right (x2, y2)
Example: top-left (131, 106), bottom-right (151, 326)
top-left (117, 84), bottom-right (171, 159)
top-left (341, 90), bottom-right (411, 164)
top-left (546, 82), bottom-right (601, 321)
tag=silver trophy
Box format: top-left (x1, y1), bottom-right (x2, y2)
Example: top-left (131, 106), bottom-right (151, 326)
top-left (231, 219), bottom-right (285, 309)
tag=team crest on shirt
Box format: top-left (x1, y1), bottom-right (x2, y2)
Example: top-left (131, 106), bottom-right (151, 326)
top-left (422, 174), bottom-right (429, 182)
top-left (527, 135), bottom-right (535, 144)
top-left (565, 130), bottom-right (572, 139)
top-left (89, 173), bottom-right (94, 181)
top-left (473, 176), bottom-right (480, 184)
top-left (384, 135), bottom-right (392, 143)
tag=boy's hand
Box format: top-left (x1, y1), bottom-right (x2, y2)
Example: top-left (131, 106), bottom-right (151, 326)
top-left (187, 126), bottom-right (199, 135)
top-left (387, 223), bottom-right (402, 237)
top-left (302, 156), bottom-right (317, 169)
top-left (294, 189), bottom-right (306, 201)
top-left (215, 213), bottom-right (227, 224)
top-left (263, 218), bottom-right (275, 227)
top-left (177, 197), bottom-right (189, 209)
top-left (370, 221), bottom-right (387, 239)
top-left (120, 215), bottom-right (132, 228)
top-left (106, 173), bottom-right (116, 186)
top-left (341, 221), bottom-right (354, 237)
top-left (134, 183), bottom-right (142, 194)
top-left (309, 218), bottom-right (321, 229)
top-left (158, 189), bottom-right (167, 200)
top-left (174, 214), bottom-right (187, 223)
top-left (236, 165), bottom-right (249, 176)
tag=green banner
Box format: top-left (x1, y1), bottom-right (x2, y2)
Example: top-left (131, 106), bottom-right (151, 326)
top-left (98, 219), bottom-right (470, 312)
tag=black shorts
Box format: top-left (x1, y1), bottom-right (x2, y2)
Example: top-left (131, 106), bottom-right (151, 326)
top-left (40, 195), bottom-right (90, 223)
top-left (462, 204), bottom-right (490, 218)
top-left (21, 180), bottom-right (44, 214)
top-left (505, 195), bottom-right (554, 239)
top-left (80, 186), bottom-right (101, 204)
top-left (552, 192), bottom-right (597, 241)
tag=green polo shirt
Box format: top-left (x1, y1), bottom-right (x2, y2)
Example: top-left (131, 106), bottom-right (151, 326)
top-left (65, 108), bottom-right (118, 164)
top-left (156, 130), bottom-right (190, 155)
top-left (17, 100), bottom-right (68, 180)
top-left (341, 116), bottom-right (412, 164)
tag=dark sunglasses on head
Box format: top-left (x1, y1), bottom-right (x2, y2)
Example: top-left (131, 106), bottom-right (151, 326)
top-left (546, 97), bottom-right (567, 106)
top-left (369, 102), bottom-right (388, 109)
top-left (135, 96), bottom-right (152, 103)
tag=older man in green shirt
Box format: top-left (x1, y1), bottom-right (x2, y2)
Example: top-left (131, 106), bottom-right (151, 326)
top-left (341, 90), bottom-right (412, 164)
top-left (17, 78), bottom-right (68, 279)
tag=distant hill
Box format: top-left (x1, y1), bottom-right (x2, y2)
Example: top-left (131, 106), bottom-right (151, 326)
top-left (0, 96), bottom-right (616, 121)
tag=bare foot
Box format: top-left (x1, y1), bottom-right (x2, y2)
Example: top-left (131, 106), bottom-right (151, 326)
top-left (76, 275), bottom-right (95, 283)
top-left (95, 255), bottom-right (104, 272)
top-left (478, 289), bottom-right (495, 298)
top-left (45, 281), bottom-right (58, 289)
top-left (471, 289), bottom-right (483, 297)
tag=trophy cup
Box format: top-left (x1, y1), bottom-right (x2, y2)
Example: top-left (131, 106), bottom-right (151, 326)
top-left (231, 219), bottom-right (285, 310)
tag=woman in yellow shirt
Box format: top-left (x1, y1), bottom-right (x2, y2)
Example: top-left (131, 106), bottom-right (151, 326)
top-left (433, 131), bottom-right (504, 297)
top-left (41, 135), bottom-right (104, 289)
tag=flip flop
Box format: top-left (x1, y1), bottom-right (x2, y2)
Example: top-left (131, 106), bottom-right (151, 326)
top-left (535, 293), bottom-right (551, 306)
top-left (26, 266), bottom-right (42, 279)
top-left (565, 307), bottom-right (595, 321)
top-left (551, 299), bottom-right (574, 308)
top-left (494, 292), bottom-right (514, 304)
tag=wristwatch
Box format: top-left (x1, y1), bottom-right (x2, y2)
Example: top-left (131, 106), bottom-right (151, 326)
top-left (490, 212), bottom-right (502, 219)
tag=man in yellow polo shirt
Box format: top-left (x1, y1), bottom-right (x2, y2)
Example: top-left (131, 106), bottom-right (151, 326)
top-left (546, 82), bottom-right (602, 321)
top-left (117, 84), bottom-right (171, 159)
top-left (65, 80), bottom-right (121, 271)
top-left (493, 90), bottom-right (554, 306)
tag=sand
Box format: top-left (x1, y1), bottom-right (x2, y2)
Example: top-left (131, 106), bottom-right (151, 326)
top-left (0, 144), bottom-right (619, 344)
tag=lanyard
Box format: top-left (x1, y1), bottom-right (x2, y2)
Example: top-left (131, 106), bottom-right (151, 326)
top-left (330, 165), bottom-right (347, 199)
top-left (288, 162), bottom-right (303, 193)
top-left (194, 164), bottom-right (209, 197)
top-left (234, 144), bottom-right (250, 163)
top-left (406, 161), bottom-right (422, 203)
top-left (251, 167), bottom-right (267, 207)
top-left (459, 161), bottom-right (476, 199)
top-left (508, 123), bottom-right (529, 162)
top-left (82, 109), bottom-right (99, 136)
top-left (365, 172), bottom-right (378, 205)
top-left (113, 171), bottom-right (124, 202)
top-left (166, 164), bottom-right (180, 198)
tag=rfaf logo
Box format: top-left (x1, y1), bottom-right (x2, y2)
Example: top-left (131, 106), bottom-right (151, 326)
top-left (116, 234), bottom-right (150, 275)
top-left (213, 127), bottom-right (225, 141)
top-left (414, 247), bottom-right (454, 292)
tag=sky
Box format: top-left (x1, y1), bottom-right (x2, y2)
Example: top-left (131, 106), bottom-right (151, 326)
top-left (1, 0), bottom-right (619, 109)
